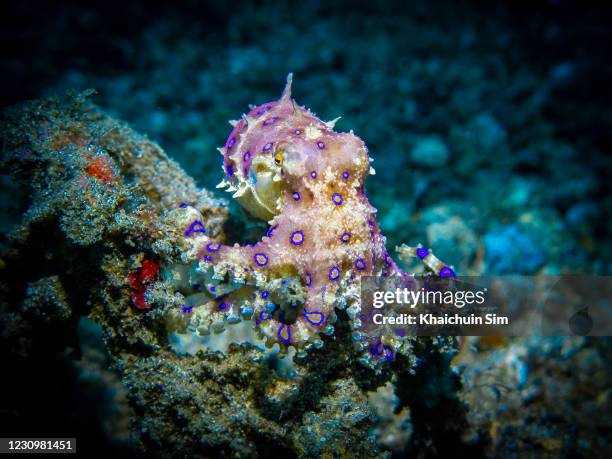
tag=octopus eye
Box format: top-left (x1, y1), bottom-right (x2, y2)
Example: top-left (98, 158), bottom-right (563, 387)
top-left (274, 149), bottom-right (284, 166)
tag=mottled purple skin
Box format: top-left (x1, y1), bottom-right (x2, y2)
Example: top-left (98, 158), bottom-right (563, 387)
top-left (185, 78), bottom-right (442, 349)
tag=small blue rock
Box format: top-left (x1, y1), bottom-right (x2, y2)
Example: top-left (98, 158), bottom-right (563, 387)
top-left (484, 225), bottom-right (545, 274)
top-left (410, 135), bottom-right (449, 168)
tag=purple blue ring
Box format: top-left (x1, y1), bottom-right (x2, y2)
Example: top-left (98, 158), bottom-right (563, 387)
top-left (292, 191), bottom-right (301, 201)
top-left (278, 324), bottom-right (291, 345)
top-left (207, 242), bottom-right (221, 252)
top-left (290, 230), bottom-right (304, 246)
top-left (317, 140), bottom-right (325, 150)
top-left (340, 232), bottom-right (351, 243)
top-left (254, 253), bottom-right (269, 267)
top-left (331, 193), bottom-right (343, 206)
top-left (259, 310), bottom-right (271, 321)
top-left (328, 266), bottom-right (340, 281)
top-left (355, 259), bottom-right (366, 271)
top-left (185, 220), bottom-right (205, 237)
top-left (303, 309), bottom-right (325, 326)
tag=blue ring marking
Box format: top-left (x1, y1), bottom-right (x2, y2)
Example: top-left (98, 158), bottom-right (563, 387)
top-left (278, 324), bottom-right (291, 345)
top-left (227, 136), bottom-right (236, 149)
top-left (328, 266), bottom-right (340, 281)
top-left (331, 193), bottom-right (343, 206)
top-left (243, 151), bottom-right (251, 162)
top-left (439, 266), bottom-right (456, 277)
top-left (294, 129), bottom-right (302, 135)
top-left (207, 242), bottom-right (221, 252)
top-left (267, 225), bottom-right (278, 238)
top-left (416, 248), bottom-right (430, 259)
top-left (290, 230), bottom-right (304, 246)
top-left (203, 255), bottom-right (212, 262)
top-left (355, 259), bottom-right (366, 271)
top-left (185, 220), bottom-right (206, 237)
top-left (262, 290), bottom-right (269, 299)
top-left (259, 310), bottom-right (271, 321)
top-left (263, 142), bottom-right (273, 152)
top-left (342, 171), bottom-right (349, 179)
top-left (219, 302), bottom-right (227, 310)
top-left (305, 273), bottom-right (312, 286)
top-left (256, 105), bottom-right (272, 115)
top-left (254, 253), bottom-right (269, 267)
top-left (340, 232), bottom-right (351, 243)
top-left (311, 171), bottom-right (317, 179)
top-left (182, 304), bottom-right (194, 313)
top-left (225, 164), bottom-right (234, 176)
top-left (317, 140), bottom-right (325, 150)
top-left (179, 202), bottom-right (188, 208)
top-left (292, 191), bottom-right (301, 201)
top-left (303, 309), bottom-right (325, 326)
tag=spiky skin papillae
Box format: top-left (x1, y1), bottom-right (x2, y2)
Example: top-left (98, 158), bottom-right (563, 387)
top-left (173, 76), bottom-right (453, 357)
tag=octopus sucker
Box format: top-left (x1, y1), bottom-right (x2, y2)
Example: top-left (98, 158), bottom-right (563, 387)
top-left (169, 75), bottom-right (455, 361)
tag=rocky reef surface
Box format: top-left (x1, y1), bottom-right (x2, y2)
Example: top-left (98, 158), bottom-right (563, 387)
top-left (1, 88), bottom-right (609, 458)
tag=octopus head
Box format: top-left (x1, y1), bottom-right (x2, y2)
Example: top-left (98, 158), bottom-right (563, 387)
top-left (217, 74), bottom-right (373, 221)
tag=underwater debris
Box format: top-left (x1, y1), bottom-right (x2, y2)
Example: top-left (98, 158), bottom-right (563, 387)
top-left (454, 336), bottom-right (611, 457)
